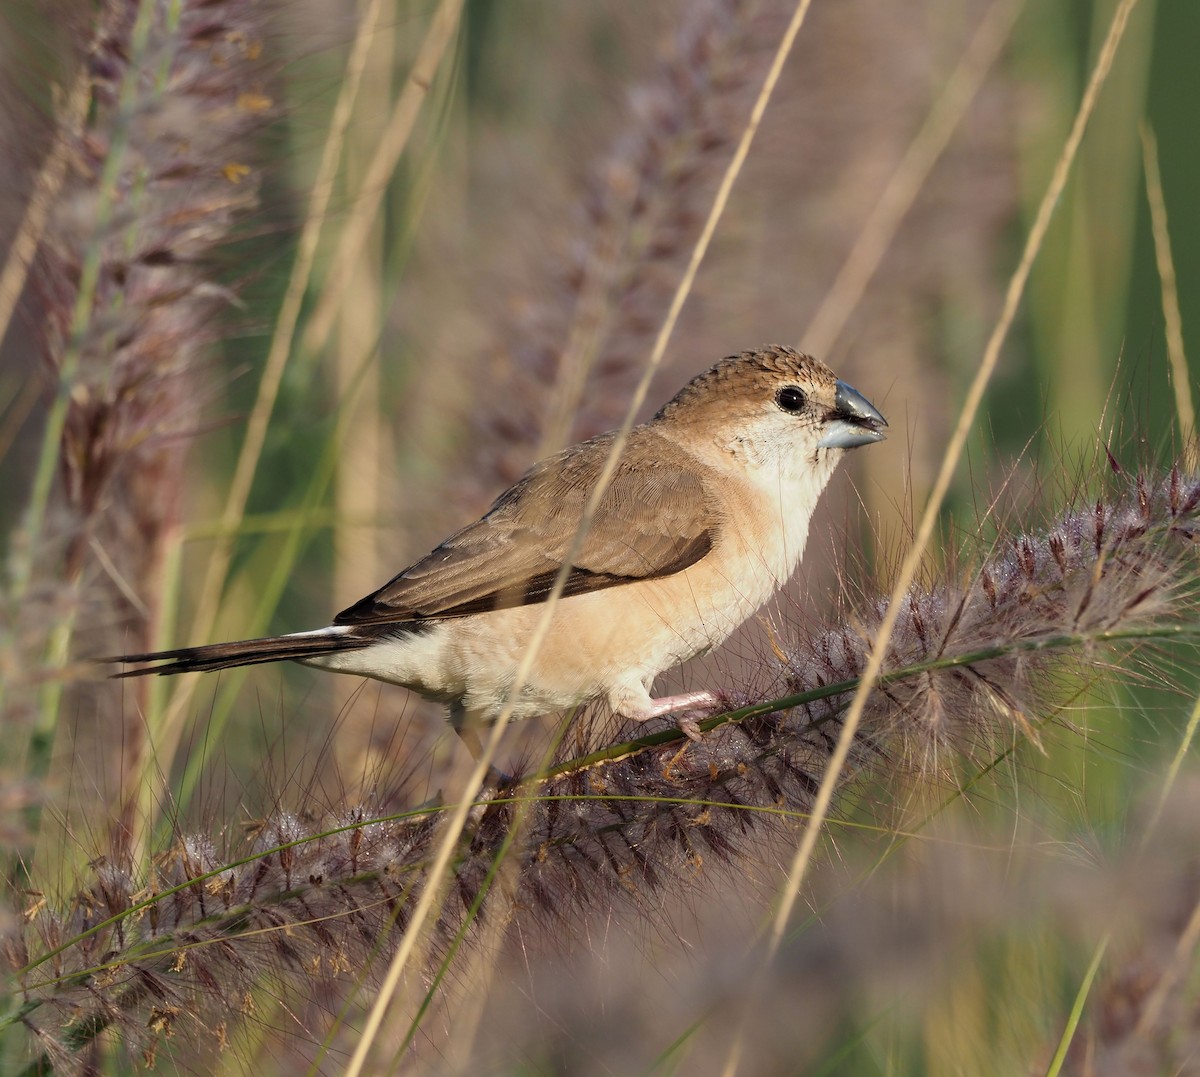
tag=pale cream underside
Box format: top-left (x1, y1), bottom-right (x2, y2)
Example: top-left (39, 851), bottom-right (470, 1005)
top-left (302, 441), bottom-right (842, 724)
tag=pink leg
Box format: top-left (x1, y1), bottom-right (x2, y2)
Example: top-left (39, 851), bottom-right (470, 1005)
top-left (628, 689), bottom-right (720, 720)
top-left (625, 689), bottom-right (722, 742)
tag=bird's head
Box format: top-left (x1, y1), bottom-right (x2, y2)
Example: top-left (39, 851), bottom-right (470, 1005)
top-left (654, 345), bottom-right (887, 479)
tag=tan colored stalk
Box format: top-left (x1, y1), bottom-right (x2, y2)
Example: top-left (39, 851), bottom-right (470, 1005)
top-left (1132, 894), bottom-right (1200, 1037)
top-left (0, 51), bottom-right (92, 374)
top-left (1140, 121), bottom-right (1196, 473)
top-left (334, 0), bottom-right (394, 784)
top-left (142, 0), bottom-right (386, 803)
top-left (719, 1), bottom-right (1144, 1074)
top-left (152, 0), bottom-right (464, 807)
top-left (803, 0), bottom-right (1024, 357)
top-left (344, 2), bottom-right (818, 1071)
top-left (299, 0), bottom-right (466, 361)
top-left (1139, 688), bottom-right (1200, 849)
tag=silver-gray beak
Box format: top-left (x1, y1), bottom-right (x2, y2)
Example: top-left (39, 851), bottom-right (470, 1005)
top-left (817, 380), bottom-right (888, 450)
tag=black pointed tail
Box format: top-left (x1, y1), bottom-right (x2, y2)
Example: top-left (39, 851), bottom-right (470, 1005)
top-left (104, 629), bottom-right (367, 677)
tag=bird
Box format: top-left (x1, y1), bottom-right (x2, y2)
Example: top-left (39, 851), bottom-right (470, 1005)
top-left (108, 345), bottom-right (886, 752)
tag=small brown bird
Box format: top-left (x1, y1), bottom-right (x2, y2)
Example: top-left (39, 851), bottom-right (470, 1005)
top-left (110, 346), bottom-right (886, 749)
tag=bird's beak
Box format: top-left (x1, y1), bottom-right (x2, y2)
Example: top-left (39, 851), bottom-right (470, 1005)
top-left (817, 380), bottom-right (888, 449)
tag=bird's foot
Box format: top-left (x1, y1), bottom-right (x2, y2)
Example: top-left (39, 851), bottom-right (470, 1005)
top-left (447, 719), bottom-right (518, 802)
top-left (481, 763), bottom-right (518, 792)
top-left (628, 689), bottom-right (724, 742)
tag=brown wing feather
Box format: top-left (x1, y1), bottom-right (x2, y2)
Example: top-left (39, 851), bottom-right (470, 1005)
top-left (335, 429), bottom-right (715, 625)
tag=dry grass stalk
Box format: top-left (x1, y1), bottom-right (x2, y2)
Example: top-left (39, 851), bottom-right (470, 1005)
top-left (751, 7), bottom-right (1145, 1053)
top-left (472, 0), bottom-right (777, 491)
top-left (1140, 121), bottom-right (1196, 474)
top-left (4, 0), bottom-right (267, 860)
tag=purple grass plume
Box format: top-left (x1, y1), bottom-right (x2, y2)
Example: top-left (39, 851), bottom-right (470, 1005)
top-left (5, 467), bottom-right (1200, 1069)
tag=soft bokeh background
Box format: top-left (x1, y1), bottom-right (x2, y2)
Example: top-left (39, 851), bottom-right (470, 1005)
top-left (2, 0), bottom-right (1199, 1072)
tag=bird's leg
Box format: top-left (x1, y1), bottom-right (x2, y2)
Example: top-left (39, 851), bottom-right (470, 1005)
top-left (448, 703), bottom-right (513, 788)
top-left (618, 688), bottom-right (724, 742)
top-left (449, 702), bottom-right (485, 757)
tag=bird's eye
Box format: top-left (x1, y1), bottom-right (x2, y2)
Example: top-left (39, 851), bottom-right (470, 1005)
top-left (776, 386), bottom-right (806, 412)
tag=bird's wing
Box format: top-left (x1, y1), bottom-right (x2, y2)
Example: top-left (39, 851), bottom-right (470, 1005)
top-left (334, 431), bottom-right (715, 624)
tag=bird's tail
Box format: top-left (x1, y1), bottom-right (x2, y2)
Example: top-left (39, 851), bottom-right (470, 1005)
top-left (105, 628), bottom-right (367, 677)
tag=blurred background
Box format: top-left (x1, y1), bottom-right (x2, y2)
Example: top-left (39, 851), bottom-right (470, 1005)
top-left (2, 0), bottom-right (1199, 1072)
